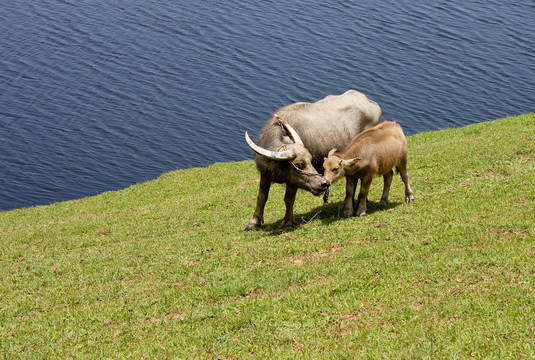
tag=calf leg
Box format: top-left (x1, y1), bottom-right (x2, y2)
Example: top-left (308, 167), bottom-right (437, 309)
top-left (341, 177), bottom-right (356, 218)
top-left (280, 184), bottom-right (298, 227)
top-left (379, 170), bottom-right (394, 207)
top-left (356, 177), bottom-right (373, 217)
top-left (245, 175), bottom-right (271, 231)
top-left (399, 164), bottom-right (414, 203)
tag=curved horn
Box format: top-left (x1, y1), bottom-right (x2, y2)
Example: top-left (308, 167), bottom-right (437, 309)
top-left (245, 131), bottom-right (295, 160)
top-left (274, 114), bottom-right (304, 146)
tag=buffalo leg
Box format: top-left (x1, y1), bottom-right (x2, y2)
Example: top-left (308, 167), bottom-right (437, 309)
top-left (356, 177), bottom-right (373, 217)
top-left (352, 178), bottom-right (359, 209)
top-left (340, 177), bottom-right (356, 218)
top-left (245, 175), bottom-right (272, 230)
top-left (280, 184), bottom-right (298, 227)
top-left (378, 170), bottom-right (394, 207)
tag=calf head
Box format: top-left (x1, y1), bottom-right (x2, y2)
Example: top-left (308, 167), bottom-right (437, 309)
top-left (323, 148), bottom-right (360, 185)
top-left (245, 120), bottom-right (329, 196)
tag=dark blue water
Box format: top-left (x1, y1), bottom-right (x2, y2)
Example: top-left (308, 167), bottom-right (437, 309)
top-left (1, 1), bottom-right (534, 211)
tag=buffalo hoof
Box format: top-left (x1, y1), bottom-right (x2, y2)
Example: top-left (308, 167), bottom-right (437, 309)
top-left (244, 224), bottom-right (259, 231)
top-left (244, 219), bottom-right (263, 231)
top-left (244, 216), bottom-right (264, 231)
top-left (405, 195), bottom-right (415, 203)
top-left (378, 200), bottom-right (388, 207)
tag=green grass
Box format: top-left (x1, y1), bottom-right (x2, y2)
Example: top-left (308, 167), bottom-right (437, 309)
top-left (1, 114), bottom-right (534, 359)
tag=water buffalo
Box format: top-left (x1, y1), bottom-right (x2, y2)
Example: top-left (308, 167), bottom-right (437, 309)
top-left (244, 90), bottom-right (382, 230)
top-left (323, 121), bottom-right (415, 218)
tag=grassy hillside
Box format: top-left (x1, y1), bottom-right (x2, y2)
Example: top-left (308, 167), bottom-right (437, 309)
top-left (1, 114), bottom-right (534, 359)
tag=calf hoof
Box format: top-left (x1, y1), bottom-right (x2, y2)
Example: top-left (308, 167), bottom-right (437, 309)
top-left (279, 218), bottom-right (297, 228)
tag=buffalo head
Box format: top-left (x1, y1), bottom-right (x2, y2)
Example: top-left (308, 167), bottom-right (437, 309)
top-left (245, 118), bottom-right (330, 196)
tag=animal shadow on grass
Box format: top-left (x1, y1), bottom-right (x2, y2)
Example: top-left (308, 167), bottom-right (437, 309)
top-left (262, 200), bottom-right (402, 235)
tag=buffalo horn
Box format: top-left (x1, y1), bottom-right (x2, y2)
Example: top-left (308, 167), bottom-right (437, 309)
top-left (245, 132), bottom-right (296, 160)
top-left (274, 114), bottom-right (304, 146)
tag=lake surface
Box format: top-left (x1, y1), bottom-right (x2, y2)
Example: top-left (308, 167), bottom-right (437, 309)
top-left (1, 1), bottom-right (534, 211)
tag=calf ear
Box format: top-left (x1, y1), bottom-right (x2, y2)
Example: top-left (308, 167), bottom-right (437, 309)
top-left (342, 157), bottom-right (360, 168)
top-left (328, 148), bottom-right (337, 157)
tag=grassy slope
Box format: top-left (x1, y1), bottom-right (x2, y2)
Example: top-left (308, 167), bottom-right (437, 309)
top-left (1, 114), bottom-right (534, 359)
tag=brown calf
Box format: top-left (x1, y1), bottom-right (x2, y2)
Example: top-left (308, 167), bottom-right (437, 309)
top-left (323, 121), bottom-right (414, 217)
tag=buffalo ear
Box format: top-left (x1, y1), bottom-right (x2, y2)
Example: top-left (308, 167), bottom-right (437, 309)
top-left (342, 157), bottom-right (360, 168)
top-left (328, 148), bottom-right (337, 157)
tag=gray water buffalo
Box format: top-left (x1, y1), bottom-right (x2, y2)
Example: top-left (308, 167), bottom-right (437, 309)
top-left (323, 121), bottom-right (414, 218)
top-left (244, 90), bottom-right (382, 230)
